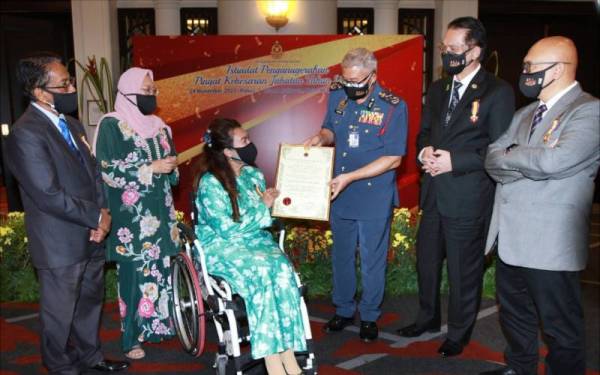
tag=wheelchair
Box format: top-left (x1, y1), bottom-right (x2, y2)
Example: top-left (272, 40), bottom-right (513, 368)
top-left (170, 206), bottom-right (317, 375)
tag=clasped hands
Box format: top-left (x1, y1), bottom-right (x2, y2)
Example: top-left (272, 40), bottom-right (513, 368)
top-left (89, 208), bottom-right (111, 243)
top-left (151, 156), bottom-right (177, 174)
top-left (421, 146), bottom-right (452, 176)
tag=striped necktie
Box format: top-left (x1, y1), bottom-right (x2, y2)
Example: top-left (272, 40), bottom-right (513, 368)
top-left (445, 81), bottom-right (462, 126)
top-left (528, 104), bottom-right (547, 142)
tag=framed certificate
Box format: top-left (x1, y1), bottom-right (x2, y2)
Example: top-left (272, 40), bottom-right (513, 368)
top-left (272, 144), bottom-right (335, 221)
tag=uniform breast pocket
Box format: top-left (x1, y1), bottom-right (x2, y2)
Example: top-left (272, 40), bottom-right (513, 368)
top-left (357, 123), bottom-right (384, 151)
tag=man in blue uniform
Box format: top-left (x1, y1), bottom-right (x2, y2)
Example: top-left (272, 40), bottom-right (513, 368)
top-left (304, 48), bottom-right (407, 341)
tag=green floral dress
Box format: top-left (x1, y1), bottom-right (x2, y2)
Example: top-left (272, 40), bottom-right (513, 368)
top-left (195, 167), bottom-right (306, 359)
top-left (95, 116), bottom-right (179, 352)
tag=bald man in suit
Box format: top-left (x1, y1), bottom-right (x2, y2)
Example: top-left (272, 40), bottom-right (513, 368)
top-left (482, 37), bottom-right (599, 375)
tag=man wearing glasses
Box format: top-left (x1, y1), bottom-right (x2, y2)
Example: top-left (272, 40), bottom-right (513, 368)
top-left (6, 54), bottom-right (129, 374)
top-left (396, 17), bottom-right (515, 358)
top-left (482, 36), bottom-right (599, 375)
top-left (304, 48), bottom-right (408, 342)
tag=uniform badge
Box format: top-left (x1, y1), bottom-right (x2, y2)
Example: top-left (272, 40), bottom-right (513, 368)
top-left (378, 90), bottom-right (400, 106)
top-left (335, 99), bottom-right (348, 115)
top-left (367, 98), bottom-right (375, 109)
top-left (358, 110), bottom-right (384, 126)
top-left (470, 99), bottom-right (480, 124)
top-left (329, 81), bottom-right (343, 91)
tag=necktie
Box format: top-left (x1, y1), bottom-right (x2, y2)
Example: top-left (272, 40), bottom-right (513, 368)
top-left (445, 81), bottom-right (462, 126)
top-left (528, 104), bottom-right (547, 142)
top-left (58, 117), bottom-right (84, 164)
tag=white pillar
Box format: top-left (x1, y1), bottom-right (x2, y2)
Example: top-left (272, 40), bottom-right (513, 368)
top-left (71, 0), bottom-right (119, 138)
top-left (218, 0), bottom-right (337, 35)
top-left (154, 0), bottom-right (181, 35)
top-left (432, 0), bottom-right (478, 79)
top-left (374, 0), bottom-right (398, 34)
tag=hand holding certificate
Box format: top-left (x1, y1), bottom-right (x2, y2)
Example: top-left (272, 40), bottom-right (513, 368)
top-left (272, 144), bottom-right (335, 221)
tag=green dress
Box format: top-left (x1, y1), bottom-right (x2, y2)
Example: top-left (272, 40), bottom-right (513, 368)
top-left (95, 116), bottom-right (179, 352)
top-left (195, 167), bottom-right (306, 359)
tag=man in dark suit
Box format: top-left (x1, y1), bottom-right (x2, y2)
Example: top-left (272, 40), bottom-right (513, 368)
top-left (396, 17), bottom-right (515, 357)
top-left (6, 54), bottom-right (129, 374)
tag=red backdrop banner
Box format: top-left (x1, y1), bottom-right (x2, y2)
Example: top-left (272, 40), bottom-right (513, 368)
top-left (133, 35), bottom-right (422, 214)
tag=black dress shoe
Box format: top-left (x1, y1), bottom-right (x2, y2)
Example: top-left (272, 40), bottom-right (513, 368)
top-left (479, 367), bottom-right (518, 375)
top-left (396, 322), bottom-right (440, 337)
top-left (89, 359), bottom-right (130, 372)
top-left (359, 321), bottom-right (378, 342)
top-left (323, 314), bottom-right (354, 332)
top-left (437, 339), bottom-right (463, 357)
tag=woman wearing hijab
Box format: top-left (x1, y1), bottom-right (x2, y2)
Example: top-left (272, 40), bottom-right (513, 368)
top-left (94, 67), bottom-right (179, 360)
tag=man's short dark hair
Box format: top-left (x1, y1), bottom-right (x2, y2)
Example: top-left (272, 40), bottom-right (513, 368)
top-left (17, 53), bottom-right (63, 101)
top-left (447, 17), bottom-right (487, 62)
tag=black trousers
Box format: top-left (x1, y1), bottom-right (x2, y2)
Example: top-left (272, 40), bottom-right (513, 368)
top-left (414, 203), bottom-right (487, 342)
top-left (37, 256), bottom-right (105, 375)
top-left (496, 259), bottom-right (585, 375)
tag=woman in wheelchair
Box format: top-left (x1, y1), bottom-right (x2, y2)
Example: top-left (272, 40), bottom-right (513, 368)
top-left (194, 118), bottom-right (307, 375)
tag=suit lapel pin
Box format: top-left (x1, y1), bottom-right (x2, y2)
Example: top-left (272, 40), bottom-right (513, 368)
top-left (445, 83), bottom-right (450, 91)
top-left (471, 83), bottom-right (478, 90)
top-left (470, 99), bottom-right (480, 124)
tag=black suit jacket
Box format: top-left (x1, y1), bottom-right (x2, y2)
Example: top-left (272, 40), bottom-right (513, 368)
top-left (7, 104), bottom-right (106, 269)
top-left (417, 68), bottom-right (515, 218)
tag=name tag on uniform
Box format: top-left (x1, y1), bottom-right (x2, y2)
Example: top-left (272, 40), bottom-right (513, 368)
top-left (348, 128), bottom-right (359, 148)
top-left (358, 110), bottom-right (384, 126)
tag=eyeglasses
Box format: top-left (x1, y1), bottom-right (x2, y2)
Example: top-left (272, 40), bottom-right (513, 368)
top-left (337, 72), bottom-right (373, 88)
top-left (521, 61), bottom-right (571, 74)
top-left (44, 76), bottom-right (76, 90)
top-left (438, 43), bottom-right (471, 54)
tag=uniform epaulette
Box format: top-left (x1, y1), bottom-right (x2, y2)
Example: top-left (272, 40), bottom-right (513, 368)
top-left (329, 82), bottom-right (343, 91)
top-left (378, 91), bottom-right (401, 106)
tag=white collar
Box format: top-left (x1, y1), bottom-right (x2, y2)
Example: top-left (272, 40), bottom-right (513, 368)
top-left (32, 102), bottom-right (61, 126)
top-left (540, 81), bottom-right (578, 111)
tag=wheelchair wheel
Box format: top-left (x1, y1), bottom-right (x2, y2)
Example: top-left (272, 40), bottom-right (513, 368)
top-left (172, 252), bottom-right (206, 357)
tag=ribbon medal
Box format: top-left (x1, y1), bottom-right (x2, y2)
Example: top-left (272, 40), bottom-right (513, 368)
top-left (358, 110), bottom-right (384, 126)
top-left (543, 116), bottom-right (562, 147)
top-left (470, 99), bottom-right (480, 124)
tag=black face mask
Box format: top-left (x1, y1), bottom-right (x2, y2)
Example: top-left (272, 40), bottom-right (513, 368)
top-left (342, 73), bottom-right (373, 101)
top-left (518, 63), bottom-right (557, 98)
top-left (43, 90), bottom-right (78, 114)
top-left (232, 142), bottom-right (258, 166)
top-left (441, 48), bottom-right (473, 76)
top-left (121, 91), bottom-right (157, 115)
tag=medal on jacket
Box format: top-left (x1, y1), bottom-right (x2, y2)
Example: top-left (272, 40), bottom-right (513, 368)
top-left (543, 113), bottom-right (564, 147)
top-left (470, 99), bottom-right (480, 124)
top-left (348, 125), bottom-right (359, 148)
top-left (335, 99), bottom-right (348, 115)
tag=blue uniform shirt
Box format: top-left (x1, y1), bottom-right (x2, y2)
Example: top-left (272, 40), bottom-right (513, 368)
top-left (322, 82), bottom-right (408, 220)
